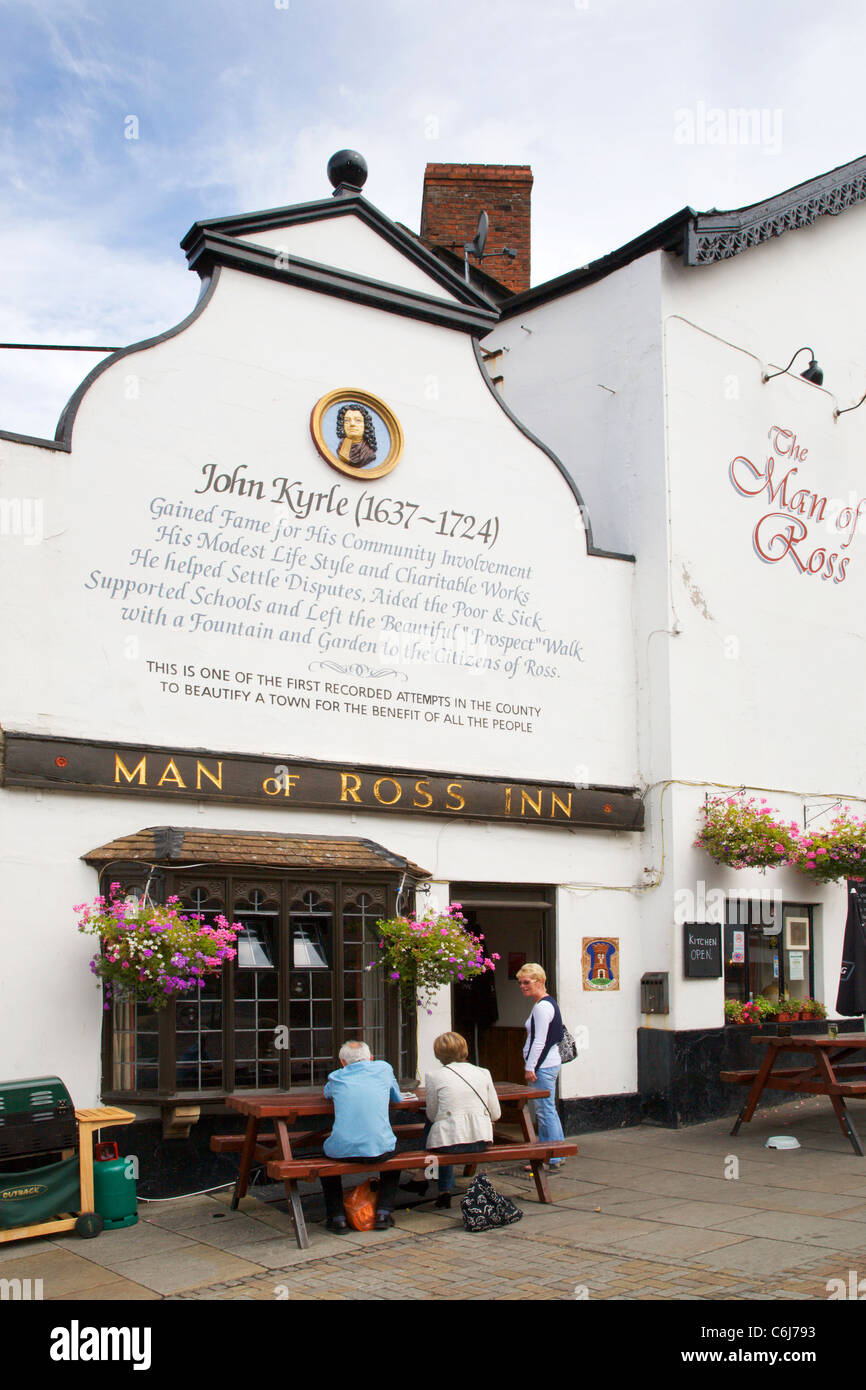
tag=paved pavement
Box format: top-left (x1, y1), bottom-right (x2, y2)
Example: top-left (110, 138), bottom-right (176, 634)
top-left (7, 1097), bottom-right (866, 1301)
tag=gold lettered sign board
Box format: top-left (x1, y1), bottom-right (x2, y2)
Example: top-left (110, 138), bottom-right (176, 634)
top-left (2, 733), bottom-right (644, 832)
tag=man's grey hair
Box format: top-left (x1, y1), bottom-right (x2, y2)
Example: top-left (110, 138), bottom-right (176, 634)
top-left (339, 1040), bottom-right (371, 1064)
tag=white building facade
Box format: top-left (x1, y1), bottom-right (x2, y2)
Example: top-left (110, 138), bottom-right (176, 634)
top-left (2, 152), bottom-right (864, 1180)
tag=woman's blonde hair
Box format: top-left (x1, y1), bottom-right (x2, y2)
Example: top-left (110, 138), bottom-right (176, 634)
top-left (433, 1031), bottom-right (469, 1063)
top-left (516, 962), bottom-right (547, 985)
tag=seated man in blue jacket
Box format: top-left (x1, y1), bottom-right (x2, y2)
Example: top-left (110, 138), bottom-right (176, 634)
top-left (320, 1039), bottom-right (403, 1232)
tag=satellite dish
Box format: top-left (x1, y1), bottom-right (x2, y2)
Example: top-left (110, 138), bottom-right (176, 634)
top-left (466, 210), bottom-right (489, 261)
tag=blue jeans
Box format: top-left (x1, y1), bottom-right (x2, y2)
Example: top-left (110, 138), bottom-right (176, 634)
top-left (533, 1065), bottom-right (565, 1150)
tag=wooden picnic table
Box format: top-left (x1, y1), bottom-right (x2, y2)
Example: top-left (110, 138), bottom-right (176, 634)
top-left (215, 1081), bottom-right (566, 1243)
top-left (722, 1032), bottom-right (866, 1156)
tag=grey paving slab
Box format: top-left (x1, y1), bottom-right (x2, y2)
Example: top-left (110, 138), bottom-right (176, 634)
top-left (0, 1236), bottom-right (56, 1264)
top-left (50, 1277), bottom-right (162, 1301)
top-left (137, 1198), bottom-right (254, 1231)
top-left (0, 1248), bottom-right (125, 1297)
top-left (499, 1209), bottom-right (667, 1245)
top-left (636, 1199), bottom-right (766, 1229)
top-left (554, 1157), bottom-right (658, 1186)
top-left (224, 1236), bottom-right (364, 1268)
top-left (77, 1242), bottom-right (268, 1294)
top-left (558, 1189), bottom-right (674, 1217)
top-left (692, 1237), bottom-right (838, 1276)
top-left (185, 1213), bottom-right (294, 1250)
top-left (612, 1227), bottom-right (752, 1259)
top-left (734, 1189), bottom-right (866, 1216)
top-left (714, 1209), bottom-right (866, 1245)
top-left (825, 1202), bottom-right (866, 1222)
top-left (50, 1221), bottom-right (198, 1265)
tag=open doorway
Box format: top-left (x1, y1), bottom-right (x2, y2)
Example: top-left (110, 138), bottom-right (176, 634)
top-left (450, 883), bottom-right (555, 1083)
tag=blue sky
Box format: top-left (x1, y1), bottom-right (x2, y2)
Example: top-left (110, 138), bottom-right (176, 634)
top-left (2, 0), bottom-right (865, 437)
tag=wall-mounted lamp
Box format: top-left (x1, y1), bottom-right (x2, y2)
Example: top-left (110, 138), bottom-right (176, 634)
top-left (762, 346), bottom-right (824, 386)
top-left (834, 390), bottom-right (866, 420)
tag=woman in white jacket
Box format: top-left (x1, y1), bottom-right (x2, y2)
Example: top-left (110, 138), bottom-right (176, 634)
top-left (422, 1031), bottom-right (501, 1208)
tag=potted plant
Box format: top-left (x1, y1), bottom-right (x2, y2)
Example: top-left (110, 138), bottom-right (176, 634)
top-left (742, 999), bottom-right (763, 1027)
top-left (802, 998), bottom-right (827, 1022)
top-left (776, 995), bottom-right (797, 1023)
top-left (694, 795), bottom-right (798, 870)
top-left (755, 995), bottom-right (778, 1023)
top-left (372, 902), bottom-right (499, 1011)
top-left (76, 884), bottom-right (240, 1009)
top-left (790, 809), bottom-right (866, 883)
top-left (724, 998), bottom-right (746, 1024)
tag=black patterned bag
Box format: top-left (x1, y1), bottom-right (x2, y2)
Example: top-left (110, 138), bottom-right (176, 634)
top-left (460, 1173), bottom-right (523, 1233)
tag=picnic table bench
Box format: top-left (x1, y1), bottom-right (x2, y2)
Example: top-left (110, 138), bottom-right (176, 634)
top-left (212, 1082), bottom-right (578, 1248)
top-left (720, 1032), bottom-right (866, 1156)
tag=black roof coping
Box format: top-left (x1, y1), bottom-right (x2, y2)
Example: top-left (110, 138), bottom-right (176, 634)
top-left (181, 190), bottom-right (498, 314)
top-left (500, 209), bottom-right (693, 316)
top-left (501, 151), bottom-right (866, 315)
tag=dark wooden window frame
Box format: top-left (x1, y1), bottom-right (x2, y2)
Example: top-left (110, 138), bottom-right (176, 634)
top-left (98, 863), bottom-right (412, 1104)
top-left (723, 898), bottom-right (815, 1008)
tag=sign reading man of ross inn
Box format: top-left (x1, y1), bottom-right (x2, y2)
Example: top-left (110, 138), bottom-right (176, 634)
top-left (3, 734), bottom-right (643, 832)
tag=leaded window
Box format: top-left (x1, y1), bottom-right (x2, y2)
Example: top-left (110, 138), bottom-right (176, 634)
top-left (100, 868), bottom-right (411, 1101)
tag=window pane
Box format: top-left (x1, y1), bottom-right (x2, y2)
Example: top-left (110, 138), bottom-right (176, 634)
top-left (176, 998), bottom-right (223, 1091)
top-left (748, 921), bottom-right (780, 999)
top-left (236, 919), bottom-right (277, 969)
top-left (292, 922), bottom-right (331, 968)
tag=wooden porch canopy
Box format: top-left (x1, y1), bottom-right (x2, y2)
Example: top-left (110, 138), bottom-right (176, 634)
top-left (82, 826), bottom-right (430, 879)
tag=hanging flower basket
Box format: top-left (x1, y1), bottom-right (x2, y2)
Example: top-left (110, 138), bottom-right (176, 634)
top-left (372, 904), bottom-right (499, 1011)
top-left (789, 809), bottom-right (866, 884)
top-left (76, 884), bottom-right (240, 1010)
top-left (694, 795), bottom-right (799, 871)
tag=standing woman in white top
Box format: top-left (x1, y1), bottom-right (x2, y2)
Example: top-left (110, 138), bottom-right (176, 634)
top-left (423, 1032), bottom-right (501, 1207)
top-left (517, 963), bottom-right (566, 1167)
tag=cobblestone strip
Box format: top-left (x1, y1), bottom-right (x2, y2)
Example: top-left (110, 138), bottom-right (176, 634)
top-left (169, 1222), bottom-right (852, 1301)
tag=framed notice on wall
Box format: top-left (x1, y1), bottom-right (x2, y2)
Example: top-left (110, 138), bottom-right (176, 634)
top-left (683, 923), bottom-right (722, 978)
top-left (507, 952), bottom-right (527, 980)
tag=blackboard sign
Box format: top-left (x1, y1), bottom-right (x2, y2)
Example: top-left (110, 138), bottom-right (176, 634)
top-left (683, 923), bottom-right (722, 978)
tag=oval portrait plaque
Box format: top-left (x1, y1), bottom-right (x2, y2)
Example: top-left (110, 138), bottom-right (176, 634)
top-left (310, 388), bottom-right (404, 481)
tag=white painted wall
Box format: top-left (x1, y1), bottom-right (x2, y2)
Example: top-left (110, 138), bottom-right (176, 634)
top-left (0, 221), bottom-right (645, 1107)
top-left (0, 788), bottom-right (640, 1106)
top-left (661, 200), bottom-right (866, 410)
top-left (0, 265), bottom-right (638, 789)
top-left (239, 213), bottom-right (463, 302)
top-left (495, 202), bottom-right (866, 1043)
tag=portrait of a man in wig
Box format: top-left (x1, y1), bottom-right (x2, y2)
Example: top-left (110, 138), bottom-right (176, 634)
top-left (335, 402), bottom-right (378, 468)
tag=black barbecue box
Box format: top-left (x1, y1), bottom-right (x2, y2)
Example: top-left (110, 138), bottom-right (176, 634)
top-left (0, 1076), bottom-right (77, 1162)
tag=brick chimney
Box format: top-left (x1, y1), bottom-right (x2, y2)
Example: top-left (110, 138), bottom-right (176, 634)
top-left (420, 163), bottom-right (532, 294)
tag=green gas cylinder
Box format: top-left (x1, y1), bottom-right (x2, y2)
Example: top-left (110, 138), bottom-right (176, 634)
top-left (92, 1143), bottom-right (138, 1229)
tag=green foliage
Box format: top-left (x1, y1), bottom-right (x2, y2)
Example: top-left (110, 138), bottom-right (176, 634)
top-left (373, 904), bottom-right (498, 1009)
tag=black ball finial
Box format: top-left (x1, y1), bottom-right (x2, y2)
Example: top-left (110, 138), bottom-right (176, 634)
top-left (327, 149), bottom-right (368, 195)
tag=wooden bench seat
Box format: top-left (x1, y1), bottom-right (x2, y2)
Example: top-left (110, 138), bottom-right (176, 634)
top-left (266, 1140), bottom-right (577, 1182)
top-left (266, 1140), bottom-right (578, 1248)
top-left (721, 1063), bottom-right (866, 1085)
top-left (721, 1070), bottom-right (866, 1097)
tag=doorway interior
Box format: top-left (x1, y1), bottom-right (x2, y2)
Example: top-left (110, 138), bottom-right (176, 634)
top-left (450, 883), bottom-right (555, 1083)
